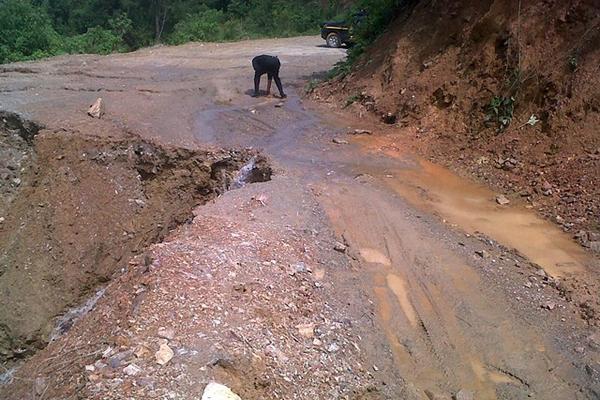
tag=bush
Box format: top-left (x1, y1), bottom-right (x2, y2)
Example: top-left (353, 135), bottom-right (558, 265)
top-left (169, 9), bottom-right (227, 44)
top-left (0, 0), bottom-right (62, 63)
top-left (62, 27), bottom-right (125, 55)
top-left (329, 0), bottom-right (417, 77)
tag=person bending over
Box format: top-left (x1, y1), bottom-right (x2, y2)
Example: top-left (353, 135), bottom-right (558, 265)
top-left (252, 54), bottom-right (286, 98)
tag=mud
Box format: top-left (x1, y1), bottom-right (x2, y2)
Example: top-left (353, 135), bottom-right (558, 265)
top-left (314, 0), bottom-right (600, 247)
top-left (0, 36), bottom-right (598, 400)
top-left (0, 115), bottom-right (271, 362)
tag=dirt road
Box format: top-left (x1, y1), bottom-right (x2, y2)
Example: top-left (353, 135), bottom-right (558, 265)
top-left (0, 36), bottom-right (598, 399)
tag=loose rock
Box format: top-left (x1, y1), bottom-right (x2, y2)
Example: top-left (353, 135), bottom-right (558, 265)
top-left (454, 389), bottom-right (474, 400)
top-left (327, 342), bottom-right (340, 353)
top-left (496, 194), bottom-right (510, 205)
top-left (201, 382), bottom-right (242, 400)
top-left (158, 327), bottom-right (175, 340)
top-left (155, 343), bottom-right (174, 365)
top-left (348, 129), bottom-right (372, 135)
top-left (87, 98), bottom-right (105, 119)
top-left (296, 323), bottom-right (315, 338)
top-left (332, 138), bottom-right (349, 145)
top-left (333, 241), bottom-right (347, 253)
top-left (123, 363), bottom-right (142, 376)
top-left (475, 250), bottom-right (487, 258)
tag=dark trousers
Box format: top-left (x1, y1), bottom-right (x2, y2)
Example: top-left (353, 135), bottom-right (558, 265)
top-left (252, 55), bottom-right (285, 97)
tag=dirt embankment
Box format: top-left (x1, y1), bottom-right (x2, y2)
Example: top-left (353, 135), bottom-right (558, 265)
top-left (0, 113), bottom-right (271, 362)
top-left (315, 0), bottom-right (600, 248)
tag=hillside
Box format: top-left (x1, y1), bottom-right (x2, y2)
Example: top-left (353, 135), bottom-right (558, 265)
top-left (316, 0), bottom-right (600, 250)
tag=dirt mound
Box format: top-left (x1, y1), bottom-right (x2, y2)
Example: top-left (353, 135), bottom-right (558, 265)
top-left (0, 114), bottom-right (271, 362)
top-left (315, 0), bottom-right (600, 247)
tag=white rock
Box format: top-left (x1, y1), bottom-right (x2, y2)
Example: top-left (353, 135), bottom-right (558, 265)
top-left (348, 129), bottom-right (372, 135)
top-left (87, 98), bottom-right (105, 118)
top-left (496, 194), bottom-right (510, 205)
top-left (296, 323), bottom-right (315, 338)
top-left (327, 342), bottom-right (340, 353)
top-left (201, 382), bottom-right (242, 400)
top-left (155, 343), bottom-right (174, 365)
top-left (123, 363), bottom-right (142, 376)
top-left (333, 241), bottom-right (347, 253)
top-left (332, 138), bottom-right (349, 145)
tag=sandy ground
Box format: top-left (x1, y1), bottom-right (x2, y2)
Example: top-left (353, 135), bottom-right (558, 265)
top-left (0, 36), bottom-right (599, 399)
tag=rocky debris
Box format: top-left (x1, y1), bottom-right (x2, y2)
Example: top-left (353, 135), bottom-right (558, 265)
top-left (453, 388), bottom-right (474, 400)
top-left (588, 333), bottom-right (600, 350)
top-left (333, 241), bottom-right (347, 253)
top-left (381, 112), bottom-right (397, 124)
top-left (201, 382), bottom-right (242, 400)
top-left (34, 376), bottom-right (46, 396)
top-left (0, 129), bottom-right (272, 362)
top-left (574, 230), bottom-right (600, 253)
top-left (123, 363), bottom-right (142, 376)
top-left (425, 389), bottom-right (451, 400)
top-left (274, 102), bottom-right (284, 108)
top-left (157, 327), bottom-right (175, 340)
top-left (541, 180), bottom-right (553, 196)
top-left (348, 129), bottom-right (372, 135)
top-left (87, 97), bottom-right (105, 118)
top-left (296, 323), bottom-right (315, 338)
top-left (495, 157), bottom-right (519, 171)
top-left (542, 301), bottom-right (557, 310)
top-left (290, 262), bottom-right (307, 274)
top-left (155, 342), bottom-right (174, 365)
top-left (495, 194), bottom-right (510, 205)
top-left (332, 137), bottom-right (349, 145)
top-left (0, 184), bottom-right (380, 399)
top-left (535, 268), bottom-right (547, 278)
top-left (327, 342), bottom-right (340, 353)
top-left (475, 250), bottom-right (488, 258)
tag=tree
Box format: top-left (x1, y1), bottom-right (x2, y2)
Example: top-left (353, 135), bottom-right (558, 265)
top-left (0, 0), bottom-right (61, 63)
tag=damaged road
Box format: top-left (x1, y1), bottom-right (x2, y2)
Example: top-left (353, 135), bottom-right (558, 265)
top-left (0, 36), bottom-right (598, 399)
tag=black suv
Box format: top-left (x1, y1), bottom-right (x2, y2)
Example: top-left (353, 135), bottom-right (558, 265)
top-left (320, 10), bottom-right (367, 48)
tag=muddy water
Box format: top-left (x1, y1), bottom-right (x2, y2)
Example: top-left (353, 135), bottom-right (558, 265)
top-left (355, 139), bottom-right (591, 278)
top-left (321, 182), bottom-right (587, 399)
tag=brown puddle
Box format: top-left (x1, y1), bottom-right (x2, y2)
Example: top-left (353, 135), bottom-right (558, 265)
top-left (355, 140), bottom-right (590, 278)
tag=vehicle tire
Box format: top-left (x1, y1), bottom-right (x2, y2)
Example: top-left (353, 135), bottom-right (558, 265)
top-left (326, 33), bottom-right (342, 48)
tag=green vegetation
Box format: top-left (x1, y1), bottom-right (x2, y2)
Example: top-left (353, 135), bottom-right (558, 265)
top-left (0, 0), bottom-right (346, 64)
top-left (486, 95), bottom-right (515, 130)
top-left (0, 0), bottom-right (61, 63)
top-left (329, 0), bottom-right (418, 78)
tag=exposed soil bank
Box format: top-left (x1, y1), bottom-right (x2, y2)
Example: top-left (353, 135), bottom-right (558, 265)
top-left (0, 113), bottom-right (271, 362)
top-left (314, 0), bottom-right (600, 249)
top-left (0, 111), bottom-right (41, 214)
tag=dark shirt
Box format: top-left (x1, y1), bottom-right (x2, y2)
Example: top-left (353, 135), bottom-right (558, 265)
top-left (252, 55), bottom-right (281, 76)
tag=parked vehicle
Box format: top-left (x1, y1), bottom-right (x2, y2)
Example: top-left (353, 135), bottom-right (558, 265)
top-left (320, 10), bottom-right (367, 48)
